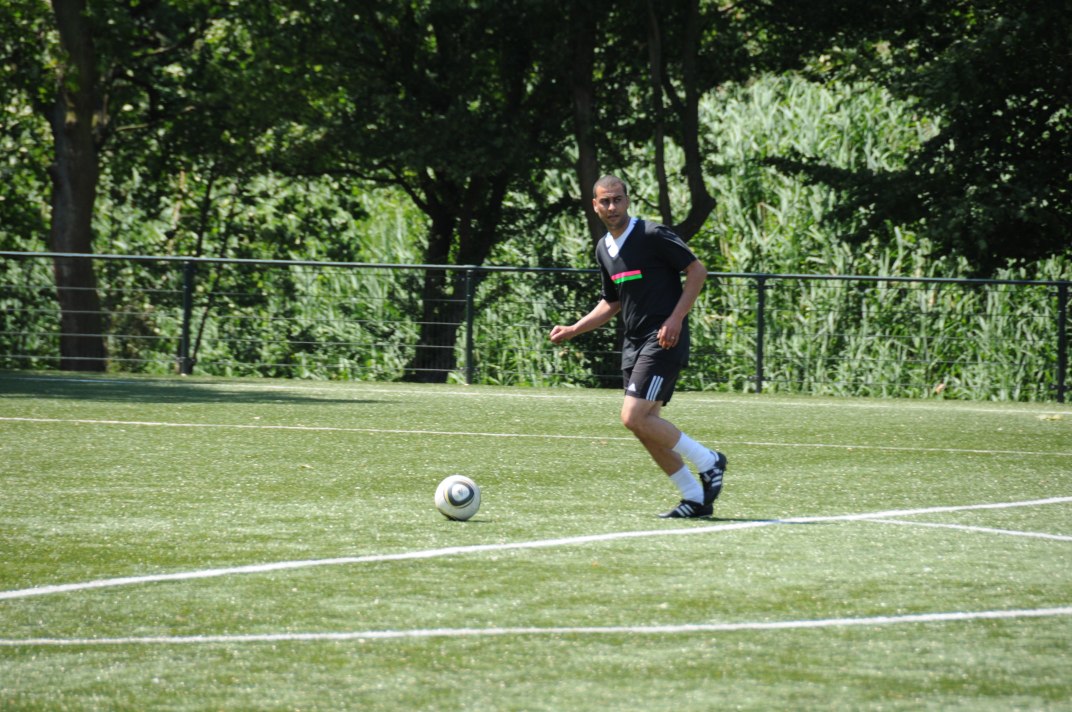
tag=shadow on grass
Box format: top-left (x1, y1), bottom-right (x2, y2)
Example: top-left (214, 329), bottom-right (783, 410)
top-left (0, 372), bottom-right (389, 406)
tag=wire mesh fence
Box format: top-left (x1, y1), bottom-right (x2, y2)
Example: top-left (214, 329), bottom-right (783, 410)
top-left (1, 252), bottom-right (1068, 401)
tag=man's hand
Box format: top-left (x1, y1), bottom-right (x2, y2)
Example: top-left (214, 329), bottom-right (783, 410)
top-left (658, 260), bottom-right (706, 349)
top-left (658, 317), bottom-right (683, 349)
top-left (549, 300), bottom-right (620, 345)
top-left (549, 325), bottom-right (574, 344)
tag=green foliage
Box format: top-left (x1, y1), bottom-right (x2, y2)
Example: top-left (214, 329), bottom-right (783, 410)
top-left (2, 72), bottom-right (1068, 400)
top-left (695, 76), bottom-right (936, 273)
top-left (0, 99), bottom-right (49, 252)
top-left (4, 0), bottom-right (1070, 383)
top-left (486, 75), bottom-right (1069, 400)
top-left (765, 0), bottom-right (1072, 274)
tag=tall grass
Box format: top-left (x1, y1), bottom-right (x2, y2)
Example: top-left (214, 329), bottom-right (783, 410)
top-left (1, 75), bottom-right (1067, 399)
top-left (483, 75), bottom-right (1069, 400)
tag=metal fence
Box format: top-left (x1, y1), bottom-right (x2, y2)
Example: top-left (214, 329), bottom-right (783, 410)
top-left (1, 251), bottom-right (1068, 402)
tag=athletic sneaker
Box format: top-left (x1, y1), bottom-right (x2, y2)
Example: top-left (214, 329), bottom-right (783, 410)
top-left (699, 450), bottom-right (727, 507)
top-left (658, 499), bottom-right (711, 519)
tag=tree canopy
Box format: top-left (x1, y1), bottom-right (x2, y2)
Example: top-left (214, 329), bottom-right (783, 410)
top-left (761, 0), bottom-right (1072, 273)
top-left (1, 0), bottom-right (1069, 371)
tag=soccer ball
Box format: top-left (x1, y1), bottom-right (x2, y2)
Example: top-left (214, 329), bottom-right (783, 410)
top-left (435, 474), bottom-right (481, 521)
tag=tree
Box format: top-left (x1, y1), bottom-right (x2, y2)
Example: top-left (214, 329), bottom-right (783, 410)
top-left (757, 0), bottom-right (1072, 274)
top-left (566, 0), bottom-right (822, 244)
top-left (0, 3), bottom-right (51, 252)
top-left (568, 0), bottom-right (724, 242)
top-left (41, 0), bottom-right (108, 370)
top-left (1, 0), bottom-right (239, 370)
top-left (252, 1), bottom-right (575, 381)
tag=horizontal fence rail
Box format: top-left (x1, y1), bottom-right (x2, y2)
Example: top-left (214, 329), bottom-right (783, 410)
top-left (1, 251), bottom-right (1068, 402)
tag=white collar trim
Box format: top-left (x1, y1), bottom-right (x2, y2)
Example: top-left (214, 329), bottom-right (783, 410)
top-left (604, 217), bottom-right (638, 258)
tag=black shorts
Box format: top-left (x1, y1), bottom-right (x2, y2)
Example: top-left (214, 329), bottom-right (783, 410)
top-left (623, 347), bottom-right (683, 405)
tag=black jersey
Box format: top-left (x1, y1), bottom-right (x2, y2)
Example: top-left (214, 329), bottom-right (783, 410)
top-left (595, 218), bottom-right (697, 366)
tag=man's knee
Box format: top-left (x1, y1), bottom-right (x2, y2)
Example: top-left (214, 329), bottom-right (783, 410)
top-left (620, 398), bottom-right (657, 434)
top-left (620, 408), bottom-right (641, 433)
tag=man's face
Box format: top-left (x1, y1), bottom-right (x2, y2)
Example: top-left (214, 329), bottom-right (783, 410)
top-left (592, 183), bottom-right (630, 234)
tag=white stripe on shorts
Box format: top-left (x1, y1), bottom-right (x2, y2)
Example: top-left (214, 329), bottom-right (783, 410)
top-left (646, 375), bottom-right (664, 401)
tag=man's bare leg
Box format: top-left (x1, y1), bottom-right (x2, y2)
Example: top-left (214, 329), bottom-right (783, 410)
top-left (620, 397), bottom-right (683, 474)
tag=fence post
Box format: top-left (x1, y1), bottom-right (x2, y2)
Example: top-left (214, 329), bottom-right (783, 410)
top-left (178, 260), bottom-right (196, 375)
top-left (754, 275), bottom-right (768, 394)
top-left (1058, 282), bottom-right (1068, 403)
top-left (464, 268), bottom-right (475, 385)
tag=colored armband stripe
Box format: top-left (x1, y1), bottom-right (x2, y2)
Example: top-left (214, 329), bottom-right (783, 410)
top-left (612, 270), bottom-right (643, 284)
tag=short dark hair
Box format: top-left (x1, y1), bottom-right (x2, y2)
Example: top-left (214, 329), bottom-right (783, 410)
top-left (593, 175), bottom-right (628, 196)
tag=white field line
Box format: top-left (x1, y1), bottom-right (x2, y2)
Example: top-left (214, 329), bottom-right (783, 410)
top-left (2, 416), bottom-right (1069, 457)
top-left (2, 606), bottom-right (1071, 647)
top-left (0, 416), bottom-right (607, 441)
top-left (2, 497), bottom-right (1069, 603)
top-left (867, 518), bottom-right (1072, 542)
top-left (9, 374), bottom-right (1072, 417)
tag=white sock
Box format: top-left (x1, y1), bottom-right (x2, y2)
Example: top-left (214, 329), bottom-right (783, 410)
top-left (668, 466), bottom-right (704, 503)
top-left (673, 432), bottom-right (715, 471)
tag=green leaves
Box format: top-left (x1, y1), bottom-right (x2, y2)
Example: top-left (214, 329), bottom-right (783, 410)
top-left (770, 0), bottom-right (1072, 274)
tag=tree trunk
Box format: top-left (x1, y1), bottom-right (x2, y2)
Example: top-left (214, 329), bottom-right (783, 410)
top-left (646, 0), bottom-right (674, 225)
top-left (568, 1), bottom-right (602, 240)
top-left (402, 176), bottom-right (507, 383)
top-left (670, 0), bottom-right (716, 241)
top-left (47, 0), bottom-right (107, 371)
top-left (404, 269), bottom-right (468, 383)
top-left (403, 192), bottom-right (460, 383)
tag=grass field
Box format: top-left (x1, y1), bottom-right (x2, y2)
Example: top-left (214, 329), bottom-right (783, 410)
top-left (1, 372), bottom-right (1071, 711)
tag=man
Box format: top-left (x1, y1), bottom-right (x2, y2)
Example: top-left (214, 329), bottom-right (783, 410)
top-left (550, 175), bottom-right (727, 518)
